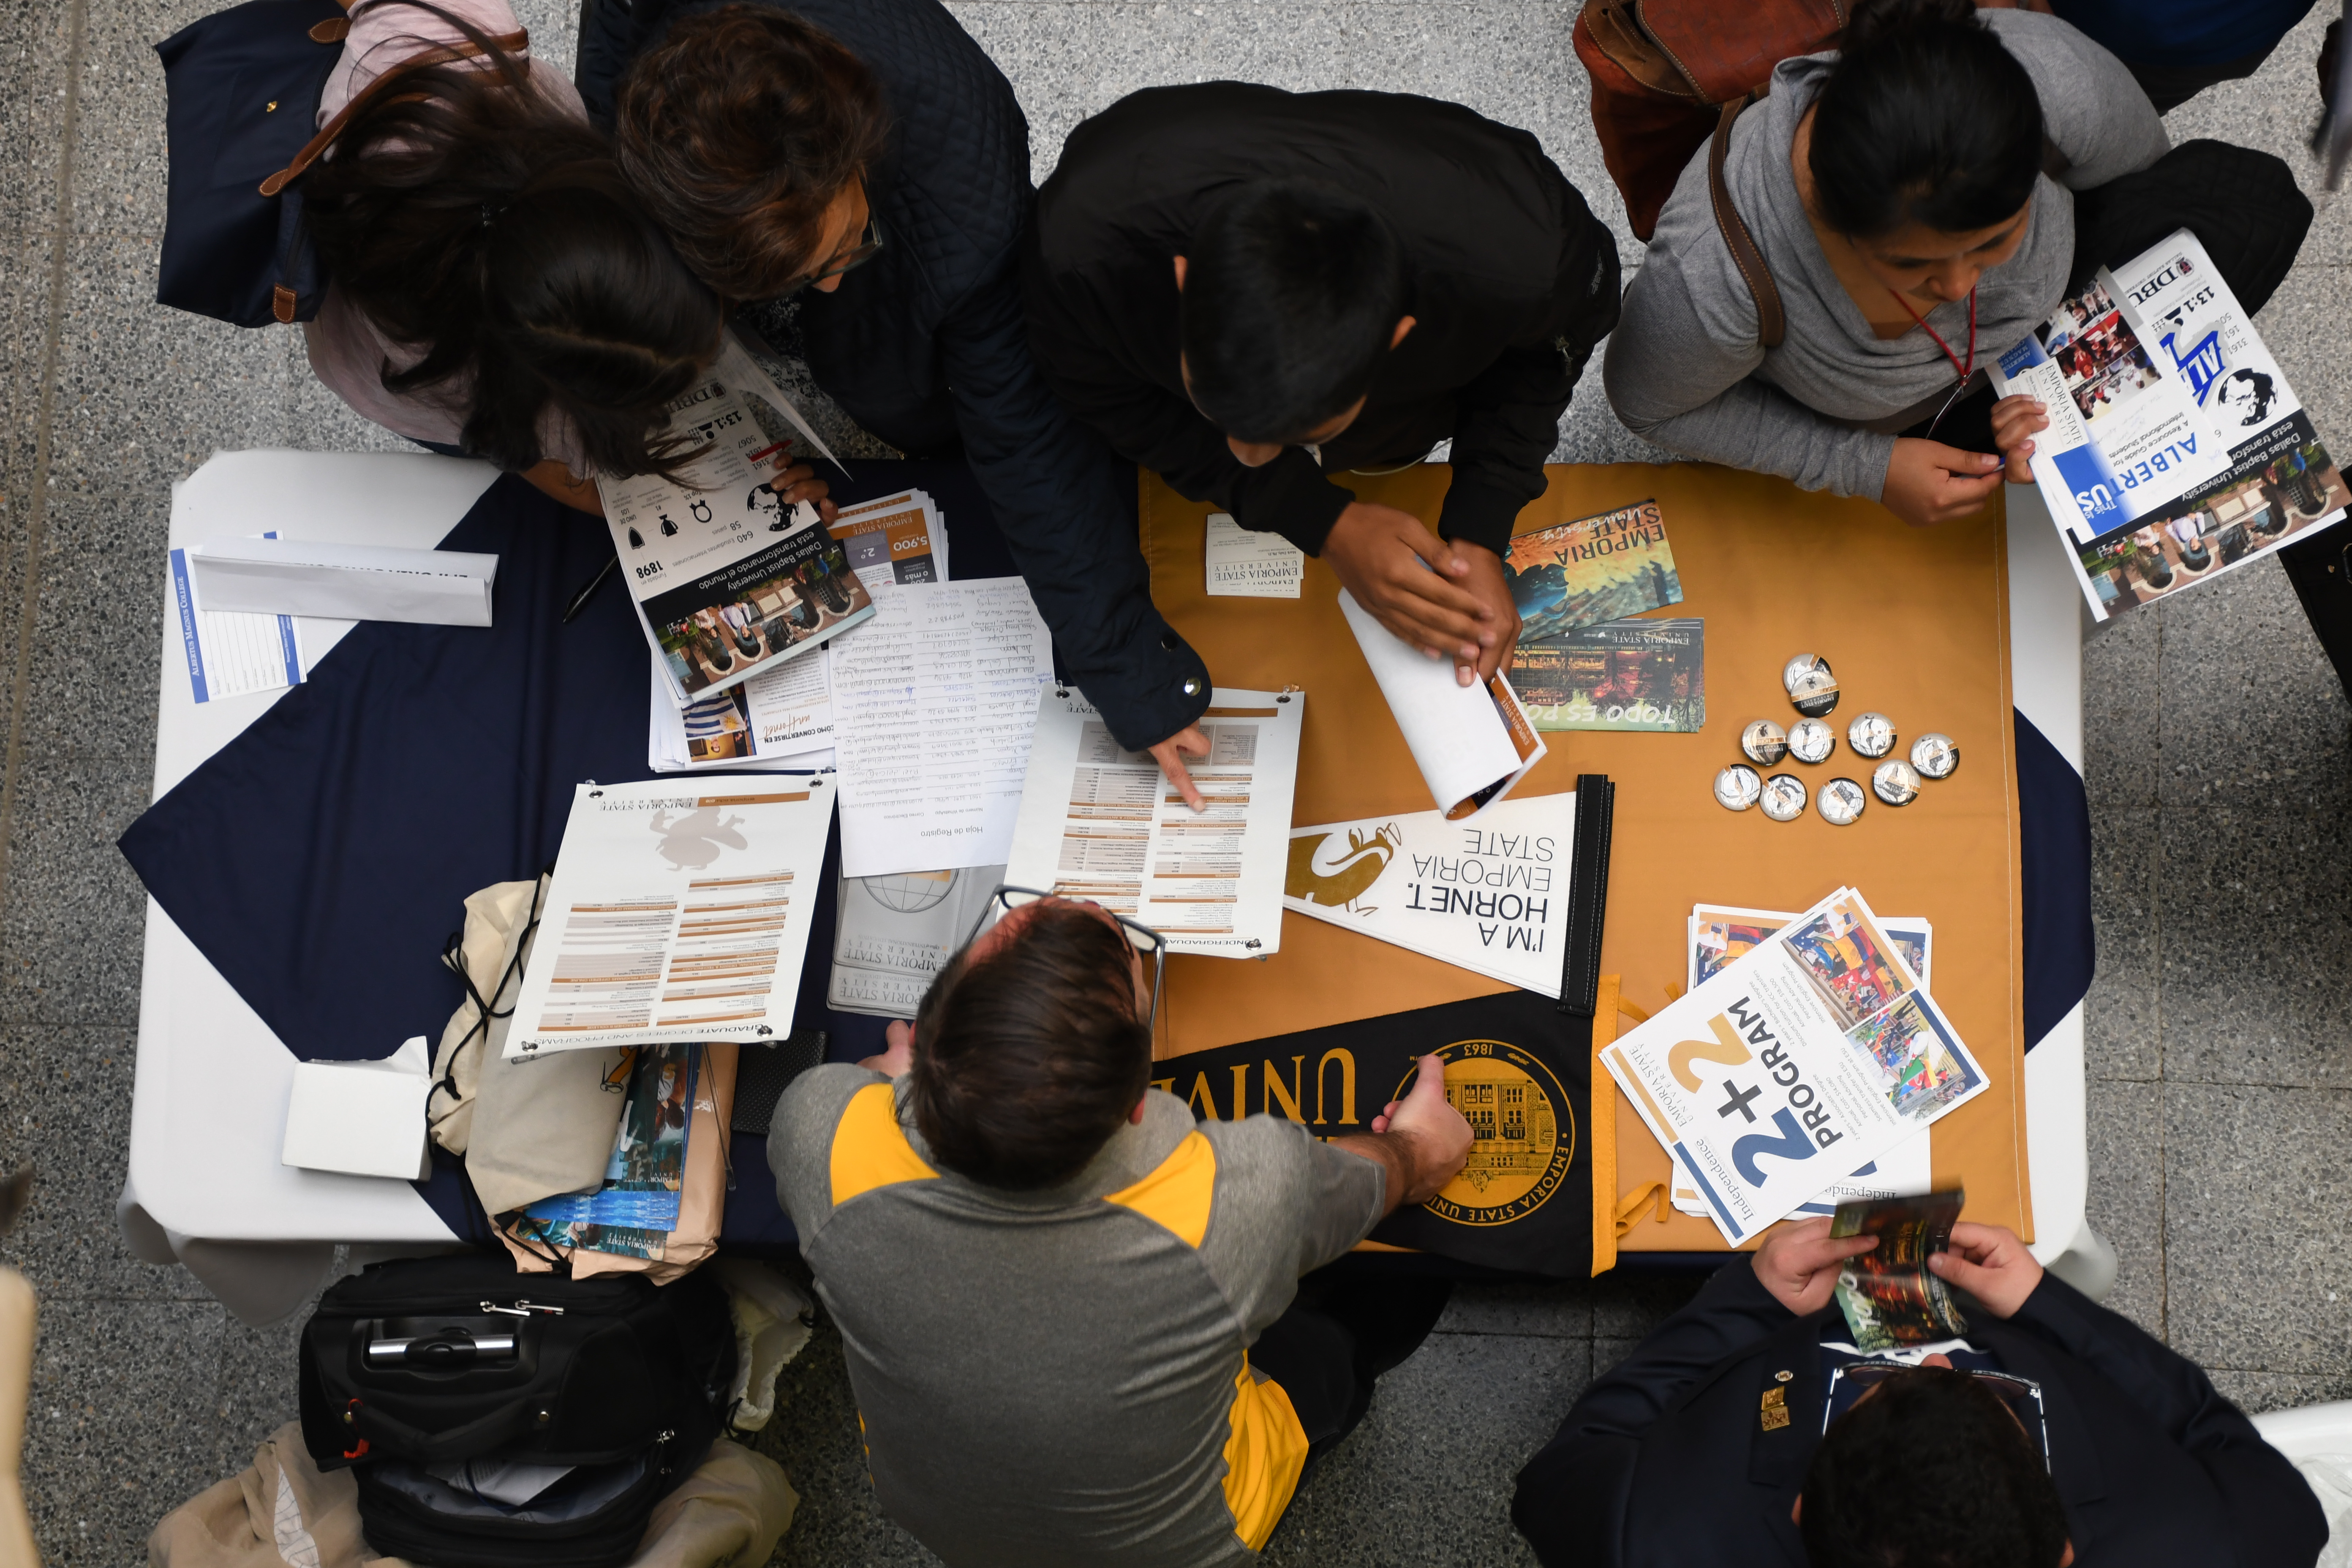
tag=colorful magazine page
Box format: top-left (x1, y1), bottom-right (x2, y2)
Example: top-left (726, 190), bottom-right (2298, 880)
top-left (1993, 229), bottom-right (2349, 620)
top-left (1603, 887), bottom-right (1987, 1244)
top-left (1512, 618), bottom-right (1704, 734)
top-left (1827, 1189), bottom-right (1968, 1352)
top-left (1504, 498), bottom-right (1682, 640)
top-left (518, 1045), bottom-right (698, 1260)
top-left (1690, 905), bottom-right (1930, 992)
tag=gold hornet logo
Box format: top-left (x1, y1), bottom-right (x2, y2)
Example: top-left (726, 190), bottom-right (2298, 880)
top-left (1286, 825), bottom-right (1400, 914)
top-left (1394, 1040), bottom-right (1577, 1227)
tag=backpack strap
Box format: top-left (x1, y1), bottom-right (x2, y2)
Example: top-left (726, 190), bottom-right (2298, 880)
top-left (256, 27), bottom-right (528, 199)
top-left (1707, 95), bottom-right (1788, 350)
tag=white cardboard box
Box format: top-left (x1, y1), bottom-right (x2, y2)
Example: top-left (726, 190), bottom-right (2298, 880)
top-left (280, 1037), bottom-right (434, 1180)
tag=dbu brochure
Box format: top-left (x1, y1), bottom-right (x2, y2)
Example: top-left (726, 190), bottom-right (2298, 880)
top-left (1600, 887), bottom-right (1988, 1244)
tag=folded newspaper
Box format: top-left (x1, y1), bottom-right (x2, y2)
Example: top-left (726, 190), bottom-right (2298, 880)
top-left (1600, 887), bottom-right (1987, 1244)
top-left (1990, 229), bottom-right (2348, 620)
top-left (600, 336), bottom-right (875, 707)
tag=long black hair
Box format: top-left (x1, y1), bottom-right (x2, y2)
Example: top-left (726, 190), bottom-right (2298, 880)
top-left (1808, 0), bottom-right (2046, 239)
top-left (301, 4), bottom-right (721, 478)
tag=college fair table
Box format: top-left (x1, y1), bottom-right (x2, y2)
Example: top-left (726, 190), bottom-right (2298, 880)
top-left (118, 450), bottom-right (2110, 1324)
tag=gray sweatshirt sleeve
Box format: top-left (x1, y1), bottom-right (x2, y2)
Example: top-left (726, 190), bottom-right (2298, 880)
top-left (1986, 10), bottom-right (2170, 189)
top-left (1603, 245), bottom-right (1900, 501)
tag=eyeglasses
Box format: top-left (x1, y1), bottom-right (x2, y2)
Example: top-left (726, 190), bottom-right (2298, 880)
top-left (964, 884), bottom-right (1167, 1034)
top-left (776, 214), bottom-right (884, 300)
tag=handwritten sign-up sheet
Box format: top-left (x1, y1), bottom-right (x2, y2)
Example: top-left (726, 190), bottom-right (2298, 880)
top-left (831, 578), bottom-right (1055, 877)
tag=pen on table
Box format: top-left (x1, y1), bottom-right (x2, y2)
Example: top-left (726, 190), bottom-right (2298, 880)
top-left (563, 555), bottom-right (618, 624)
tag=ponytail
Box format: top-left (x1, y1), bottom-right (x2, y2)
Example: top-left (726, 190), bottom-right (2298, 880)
top-left (1808, 0), bottom-right (2045, 239)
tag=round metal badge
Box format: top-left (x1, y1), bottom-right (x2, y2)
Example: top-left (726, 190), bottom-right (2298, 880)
top-left (1848, 711), bottom-right (1896, 759)
top-left (1910, 732), bottom-right (1960, 779)
top-left (1783, 653), bottom-right (1840, 718)
top-left (1714, 764), bottom-right (1762, 811)
top-left (1788, 718), bottom-right (1836, 764)
top-left (1740, 720), bottom-right (1788, 766)
top-left (1760, 773), bottom-right (1808, 822)
top-left (1872, 759), bottom-right (1922, 806)
top-left (1818, 777), bottom-right (1867, 825)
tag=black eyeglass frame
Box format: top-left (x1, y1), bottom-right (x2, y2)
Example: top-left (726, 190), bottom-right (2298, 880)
top-left (776, 214), bottom-right (885, 301)
top-left (964, 883), bottom-right (1167, 1034)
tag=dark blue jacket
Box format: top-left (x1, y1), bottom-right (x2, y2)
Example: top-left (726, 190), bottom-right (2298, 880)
top-left (1513, 1257), bottom-right (2325, 1568)
top-left (577, 0), bottom-right (1212, 751)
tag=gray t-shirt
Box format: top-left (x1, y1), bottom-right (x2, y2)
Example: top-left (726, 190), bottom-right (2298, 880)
top-left (1602, 10), bottom-right (2168, 501)
top-left (770, 1064), bottom-right (1387, 1568)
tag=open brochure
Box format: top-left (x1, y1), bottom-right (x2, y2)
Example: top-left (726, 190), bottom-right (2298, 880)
top-left (599, 357), bottom-right (875, 708)
top-left (1283, 792), bottom-right (1575, 995)
top-left (1990, 229), bottom-right (2348, 619)
top-left (504, 780), bottom-right (835, 1056)
top-left (1338, 589), bottom-right (1545, 819)
top-left (1601, 887), bottom-right (1988, 1244)
top-left (1828, 1190), bottom-right (1970, 1352)
top-left (1004, 687), bottom-right (1304, 957)
top-left (828, 864), bottom-right (1004, 1018)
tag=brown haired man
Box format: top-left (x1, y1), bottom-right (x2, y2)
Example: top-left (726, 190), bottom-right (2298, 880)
top-left (769, 897), bottom-right (1473, 1566)
top-left (578, 0), bottom-right (1218, 767)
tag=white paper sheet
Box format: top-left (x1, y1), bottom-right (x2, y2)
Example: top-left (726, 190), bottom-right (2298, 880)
top-left (504, 779), bottom-right (836, 1056)
top-left (1282, 792), bottom-right (1574, 993)
top-left (1337, 588), bottom-right (1545, 819)
top-left (1004, 687), bottom-right (1303, 957)
top-left (831, 578), bottom-right (1055, 878)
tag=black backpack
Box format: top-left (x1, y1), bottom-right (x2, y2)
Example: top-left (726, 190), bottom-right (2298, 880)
top-left (154, 0), bottom-right (523, 327)
top-left (298, 1254), bottom-right (736, 1568)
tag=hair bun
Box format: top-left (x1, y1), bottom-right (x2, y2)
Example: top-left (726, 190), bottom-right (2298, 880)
top-left (1843, 0), bottom-right (1982, 49)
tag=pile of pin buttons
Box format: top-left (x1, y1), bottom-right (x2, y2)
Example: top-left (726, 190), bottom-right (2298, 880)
top-left (1712, 654), bottom-right (1960, 826)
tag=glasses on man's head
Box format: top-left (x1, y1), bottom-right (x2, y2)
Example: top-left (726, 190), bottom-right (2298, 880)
top-left (777, 214), bottom-right (884, 300)
top-left (964, 884), bottom-right (1166, 1034)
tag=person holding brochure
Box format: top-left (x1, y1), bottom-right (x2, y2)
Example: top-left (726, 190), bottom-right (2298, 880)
top-left (1603, 0), bottom-right (2309, 530)
top-left (574, 1), bottom-right (1198, 766)
top-left (1511, 1216), bottom-right (2328, 1568)
top-left (1024, 84), bottom-right (1620, 803)
top-left (770, 895), bottom-right (1472, 1565)
top-left (296, 0), bottom-right (836, 521)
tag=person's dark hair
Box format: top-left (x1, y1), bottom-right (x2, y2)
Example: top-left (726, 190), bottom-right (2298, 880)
top-left (301, 5), bottom-right (721, 478)
top-left (908, 904), bottom-right (1151, 1190)
top-left (1801, 1367), bottom-right (2070, 1568)
top-left (1179, 179), bottom-right (1410, 444)
top-left (1808, 0), bottom-right (2045, 239)
top-left (613, 5), bottom-right (892, 300)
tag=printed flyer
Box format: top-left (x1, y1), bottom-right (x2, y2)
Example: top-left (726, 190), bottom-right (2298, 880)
top-left (1601, 887), bottom-right (1987, 1244)
top-left (1505, 498), bottom-right (1682, 639)
top-left (1512, 618), bottom-right (1704, 733)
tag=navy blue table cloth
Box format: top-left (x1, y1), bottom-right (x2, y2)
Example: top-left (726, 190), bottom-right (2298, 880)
top-left (120, 460), bottom-right (2092, 1255)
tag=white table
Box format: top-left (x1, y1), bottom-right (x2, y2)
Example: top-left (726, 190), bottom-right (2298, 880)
top-left (120, 453), bottom-right (2112, 1322)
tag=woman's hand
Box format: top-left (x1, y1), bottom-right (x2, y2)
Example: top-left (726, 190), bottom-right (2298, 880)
top-left (1989, 395), bottom-right (2050, 484)
top-left (771, 461), bottom-right (838, 526)
top-left (1881, 438), bottom-right (2004, 527)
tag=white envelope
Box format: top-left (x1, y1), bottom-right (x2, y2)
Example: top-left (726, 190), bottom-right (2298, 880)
top-left (189, 537), bottom-right (498, 627)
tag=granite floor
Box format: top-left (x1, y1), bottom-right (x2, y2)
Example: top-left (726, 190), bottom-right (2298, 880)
top-left (1, 1), bottom-right (2348, 1563)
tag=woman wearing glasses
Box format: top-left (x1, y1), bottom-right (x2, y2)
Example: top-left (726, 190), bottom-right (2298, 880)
top-left (1601, 0), bottom-right (2202, 529)
top-left (298, 0), bottom-right (837, 519)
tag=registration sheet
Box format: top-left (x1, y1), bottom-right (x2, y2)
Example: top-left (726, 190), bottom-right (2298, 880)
top-left (504, 779), bottom-right (835, 1056)
top-left (1004, 687), bottom-right (1303, 957)
top-left (830, 578), bottom-right (1054, 878)
top-left (169, 533), bottom-right (306, 702)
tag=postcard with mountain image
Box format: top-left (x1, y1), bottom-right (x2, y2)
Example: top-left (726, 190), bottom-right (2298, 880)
top-left (1505, 499), bottom-right (1682, 640)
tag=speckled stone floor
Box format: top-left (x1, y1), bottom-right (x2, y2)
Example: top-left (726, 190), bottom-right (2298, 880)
top-left (1, 2), bottom-right (2347, 1562)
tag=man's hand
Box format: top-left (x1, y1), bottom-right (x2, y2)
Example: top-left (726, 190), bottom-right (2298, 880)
top-left (857, 1019), bottom-right (913, 1079)
top-left (1448, 541), bottom-right (1522, 684)
top-left (1147, 724), bottom-right (1210, 813)
top-left (1882, 438), bottom-right (2004, 527)
top-left (1988, 395), bottom-right (2050, 485)
top-left (1322, 502), bottom-right (1501, 681)
top-left (1925, 1221), bottom-right (2044, 1319)
top-left (1336, 1054), bottom-right (1473, 1213)
top-left (1752, 1217), bottom-right (1879, 1316)
top-left (769, 461), bottom-right (839, 526)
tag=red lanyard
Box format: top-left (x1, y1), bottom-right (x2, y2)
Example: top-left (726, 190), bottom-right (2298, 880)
top-left (1889, 286), bottom-right (1977, 385)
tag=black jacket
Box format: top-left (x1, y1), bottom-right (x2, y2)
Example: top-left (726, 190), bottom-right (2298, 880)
top-left (577, 0), bottom-right (1210, 751)
top-left (1513, 1258), bottom-right (2325, 1568)
top-left (1023, 82), bottom-right (1621, 562)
